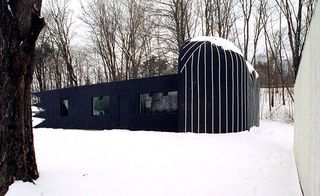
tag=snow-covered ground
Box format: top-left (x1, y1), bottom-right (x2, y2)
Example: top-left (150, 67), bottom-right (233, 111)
top-left (7, 119), bottom-right (301, 196)
top-left (260, 88), bottom-right (294, 123)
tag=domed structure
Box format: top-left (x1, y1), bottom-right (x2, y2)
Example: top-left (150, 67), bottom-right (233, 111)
top-left (178, 36), bottom-right (260, 133)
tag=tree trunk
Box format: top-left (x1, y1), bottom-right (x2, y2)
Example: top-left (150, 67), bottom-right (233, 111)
top-left (0, 0), bottom-right (45, 195)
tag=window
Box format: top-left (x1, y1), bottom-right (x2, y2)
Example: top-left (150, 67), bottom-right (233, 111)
top-left (140, 93), bottom-right (152, 114)
top-left (166, 91), bottom-right (178, 112)
top-left (140, 91), bottom-right (178, 114)
top-left (61, 99), bottom-right (69, 116)
top-left (32, 95), bottom-right (40, 105)
top-left (92, 96), bottom-right (110, 116)
top-left (152, 93), bottom-right (164, 113)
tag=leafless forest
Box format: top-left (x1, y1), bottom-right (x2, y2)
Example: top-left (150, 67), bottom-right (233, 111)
top-left (34, 0), bottom-right (316, 109)
top-left (0, 0), bottom-right (314, 194)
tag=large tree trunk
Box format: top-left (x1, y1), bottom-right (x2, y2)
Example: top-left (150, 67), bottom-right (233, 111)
top-left (0, 0), bottom-right (45, 195)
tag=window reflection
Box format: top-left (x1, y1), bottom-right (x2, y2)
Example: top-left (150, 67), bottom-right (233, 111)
top-left (140, 91), bottom-right (178, 114)
top-left (61, 99), bottom-right (69, 116)
top-left (92, 96), bottom-right (110, 116)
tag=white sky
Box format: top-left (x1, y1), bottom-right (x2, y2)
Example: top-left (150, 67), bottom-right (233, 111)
top-left (42, 0), bottom-right (89, 47)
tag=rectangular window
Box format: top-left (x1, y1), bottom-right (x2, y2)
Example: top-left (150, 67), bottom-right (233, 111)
top-left (166, 91), bottom-right (178, 112)
top-left (32, 95), bottom-right (41, 105)
top-left (140, 91), bottom-right (178, 114)
top-left (152, 92), bottom-right (165, 113)
top-left (61, 99), bottom-right (69, 116)
top-left (92, 96), bottom-right (110, 116)
top-left (140, 93), bottom-right (152, 114)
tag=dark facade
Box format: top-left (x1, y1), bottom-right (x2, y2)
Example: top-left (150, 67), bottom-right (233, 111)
top-left (178, 39), bottom-right (260, 133)
top-left (34, 74), bottom-right (179, 131)
top-left (35, 37), bottom-right (260, 133)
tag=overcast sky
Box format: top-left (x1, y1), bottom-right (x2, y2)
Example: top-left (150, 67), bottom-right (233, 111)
top-left (42, 0), bottom-right (89, 47)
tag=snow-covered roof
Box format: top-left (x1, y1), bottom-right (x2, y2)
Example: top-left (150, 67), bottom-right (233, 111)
top-left (246, 61), bottom-right (258, 76)
top-left (190, 36), bottom-right (243, 56)
top-left (190, 36), bottom-right (257, 75)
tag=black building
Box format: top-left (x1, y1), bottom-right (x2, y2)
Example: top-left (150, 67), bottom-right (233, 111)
top-left (35, 37), bottom-right (260, 133)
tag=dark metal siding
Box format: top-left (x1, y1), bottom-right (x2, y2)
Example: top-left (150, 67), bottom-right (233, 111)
top-left (35, 74), bottom-right (179, 131)
top-left (178, 40), bottom-right (260, 133)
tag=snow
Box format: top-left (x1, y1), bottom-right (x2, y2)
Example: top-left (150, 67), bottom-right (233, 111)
top-left (7, 4), bottom-right (13, 17)
top-left (7, 120), bottom-right (301, 196)
top-left (246, 61), bottom-right (257, 75)
top-left (260, 88), bottom-right (294, 123)
top-left (190, 36), bottom-right (243, 56)
top-left (190, 36), bottom-right (256, 74)
top-left (31, 106), bottom-right (41, 113)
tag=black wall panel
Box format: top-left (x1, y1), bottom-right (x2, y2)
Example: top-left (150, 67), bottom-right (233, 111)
top-left (35, 74), bottom-right (179, 131)
top-left (178, 40), bottom-right (260, 133)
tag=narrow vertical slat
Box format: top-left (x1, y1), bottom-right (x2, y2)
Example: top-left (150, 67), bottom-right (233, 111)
top-left (211, 44), bottom-right (214, 134)
top-left (240, 55), bottom-right (244, 131)
top-left (184, 58), bottom-right (188, 133)
top-left (244, 60), bottom-right (247, 130)
top-left (216, 46), bottom-right (222, 134)
top-left (230, 51), bottom-right (234, 133)
top-left (204, 43), bottom-right (207, 134)
top-left (197, 46), bottom-right (201, 134)
top-left (235, 54), bottom-right (240, 132)
top-left (224, 50), bottom-right (228, 133)
top-left (191, 55), bottom-right (194, 133)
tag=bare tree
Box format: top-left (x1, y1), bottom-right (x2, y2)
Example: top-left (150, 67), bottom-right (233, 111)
top-left (203, 0), bottom-right (214, 35)
top-left (119, 0), bottom-right (155, 79)
top-left (275, 0), bottom-right (316, 78)
top-left (82, 0), bottom-right (156, 80)
top-left (45, 0), bottom-right (77, 86)
top-left (73, 47), bottom-right (92, 86)
top-left (251, 0), bottom-right (266, 65)
top-left (262, 2), bottom-right (294, 104)
top-left (277, 12), bottom-right (286, 105)
top-left (34, 29), bottom-right (56, 92)
top-left (156, 0), bottom-right (194, 55)
top-left (0, 0), bottom-right (45, 194)
top-left (213, 0), bottom-right (237, 39)
top-left (33, 27), bottom-right (65, 91)
top-left (140, 55), bottom-right (171, 77)
top-left (238, 0), bottom-right (254, 60)
top-left (82, 0), bottom-right (121, 81)
top-left (260, 0), bottom-right (275, 111)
